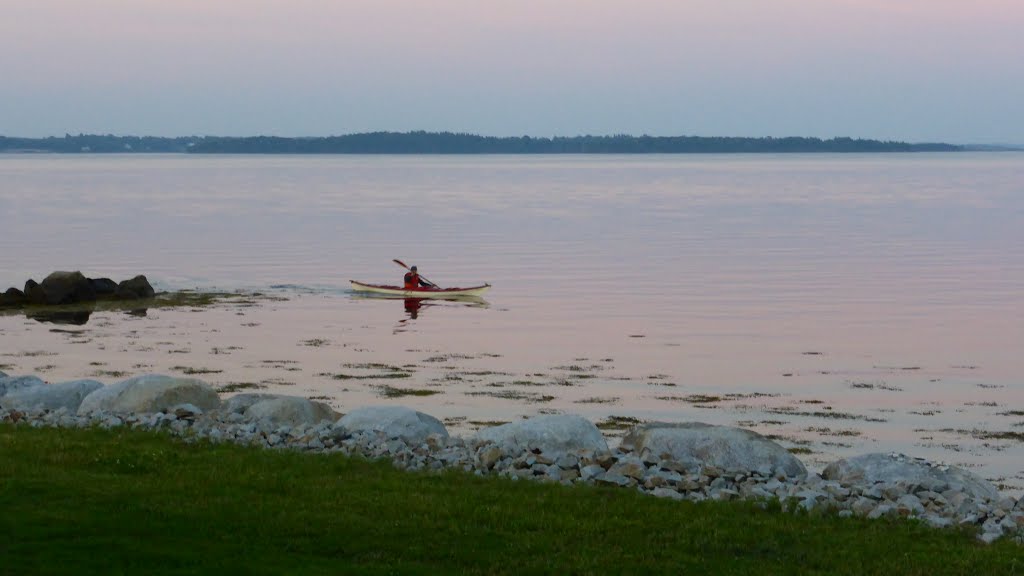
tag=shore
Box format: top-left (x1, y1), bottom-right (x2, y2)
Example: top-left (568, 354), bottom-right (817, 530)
top-left (1, 289), bottom-right (1022, 495)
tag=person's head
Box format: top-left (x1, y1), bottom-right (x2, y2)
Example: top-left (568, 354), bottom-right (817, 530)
top-left (410, 266), bottom-right (417, 272)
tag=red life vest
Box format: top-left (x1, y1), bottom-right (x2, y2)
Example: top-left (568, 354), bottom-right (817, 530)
top-left (404, 272), bottom-right (420, 289)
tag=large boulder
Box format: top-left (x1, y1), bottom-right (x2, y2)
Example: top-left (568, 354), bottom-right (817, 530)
top-left (220, 393), bottom-right (281, 415)
top-left (1, 379), bottom-right (103, 412)
top-left (621, 422), bottom-right (807, 477)
top-left (38, 271), bottom-right (97, 305)
top-left (822, 453), bottom-right (1000, 502)
top-left (114, 275), bottom-right (155, 300)
top-left (475, 414), bottom-right (609, 456)
top-left (244, 396), bottom-right (339, 427)
top-left (89, 277), bottom-right (119, 297)
top-left (0, 375), bottom-right (45, 397)
top-left (78, 374), bottom-right (220, 415)
top-left (333, 406), bottom-right (448, 444)
top-left (0, 287), bottom-right (26, 309)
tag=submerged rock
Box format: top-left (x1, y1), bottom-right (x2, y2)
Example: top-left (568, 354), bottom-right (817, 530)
top-left (822, 453), bottom-right (1000, 502)
top-left (1, 379), bottom-right (103, 412)
top-left (78, 374), bottom-right (220, 415)
top-left (333, 406), bottom-right (448, 444)
top-left (620, 422), bottom-right (807, 477)
top-left (475, 414), bottom-right (608, 456)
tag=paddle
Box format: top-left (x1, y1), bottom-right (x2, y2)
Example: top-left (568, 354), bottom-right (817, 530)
top-left (393, 259), bottom-right (439, 288)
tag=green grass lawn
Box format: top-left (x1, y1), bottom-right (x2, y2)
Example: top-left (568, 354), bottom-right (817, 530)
top-left (1, 423), bottom-right (1020, 575)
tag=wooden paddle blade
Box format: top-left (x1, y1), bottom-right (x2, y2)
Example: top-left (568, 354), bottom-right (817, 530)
top-left (393, 259), bottom-right (410, 270)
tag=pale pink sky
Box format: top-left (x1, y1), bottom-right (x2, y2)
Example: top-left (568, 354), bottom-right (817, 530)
top-left (2, 0), bottom-right (1022, 141)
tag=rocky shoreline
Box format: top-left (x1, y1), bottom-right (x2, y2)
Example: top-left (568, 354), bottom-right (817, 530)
top-left (2, 372), bottom-right (1022, 545)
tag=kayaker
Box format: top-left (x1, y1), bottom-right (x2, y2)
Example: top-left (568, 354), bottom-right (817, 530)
top-left (403, 266), bottom-right (431, 289)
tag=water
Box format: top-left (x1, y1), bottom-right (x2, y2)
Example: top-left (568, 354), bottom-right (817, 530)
top-left (2, 153), bottom-right (1023, 487)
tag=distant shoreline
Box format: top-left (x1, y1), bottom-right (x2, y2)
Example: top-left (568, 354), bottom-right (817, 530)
top-left (0, 132), bottom-right (988, 154)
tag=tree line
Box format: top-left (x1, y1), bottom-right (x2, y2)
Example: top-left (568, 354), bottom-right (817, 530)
top-left (1, 132), bottom-right (961, 154)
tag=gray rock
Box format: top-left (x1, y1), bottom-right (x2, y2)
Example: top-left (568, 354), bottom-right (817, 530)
top-left (620, 422), bottom-right (807, 477)
top-left (1, 379), bottom-right (103, 412)
top-left (333, 406), bottom-right (448, 444)
top-left (651, 487), bottom-right (684, 501)
top-left (0, 375), bottom-right (45, 397)
top-left (219, 393), bottom-right (281, 415)
top-left (78, 374), bottom-right (221, 415)
top-left (822, 453), bottom-right (1000, 502)
top-left (580, 464), bottom-right (605, 481)
top-left (475, 414), bottom-right (608, 456)
top-left (243, 396), bottom-right (338, 427)
top-left (596, 473), bottom-right (634, 487)
top-left (114, 275), bottom-right (155, 300)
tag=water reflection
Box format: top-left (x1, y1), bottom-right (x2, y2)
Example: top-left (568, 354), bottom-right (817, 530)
top-left (350, 292), bottom-right (489, 333)
top-left (16, 305), bottom-right (149, 326)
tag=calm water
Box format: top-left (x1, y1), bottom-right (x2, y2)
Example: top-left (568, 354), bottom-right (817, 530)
top-left (2, 153), bottom-right (1023, 486)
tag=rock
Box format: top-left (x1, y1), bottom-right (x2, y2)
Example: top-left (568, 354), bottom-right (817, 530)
top-left (822, 453), bottom-right (1000, 502)
top-left (0, 375), bottom-right (45, 397)
top-left (114, 275), bottom-right (155, 300)
top-left (89, 278), bottom-right (119, 297)
top-left (219, 393), bottom-right (281, 415)
top-left (172, 403), bottom-right (203, 419)
top-left (475, 414), bottom-right (608, 456)
top-left (580, 464), bottom-right (605, 481)
top-left (478, 445), bottom-right (503, 469)
top-left (78, 374), bottom-right (221, 415)
top-left (38, 271), bottom-right (97, 305)
top-left (23, 279), bottom-right (47, 305)
top-left (620, 422), bottom-right (807, 477)
top-left (1, 379), bottom-right (103, 412)
top-left (608, 456), bottom-right (646, 480)
top-left (596, 473), bottom-right (634, 487)
top-left (332, 406), bottom-right (448, 444)
top-left (244, 396), bottom-right (339, 427)
top-left (651, 487), bottom-right (684, 501)
top-left (0, 287), bottom-right (26, 309)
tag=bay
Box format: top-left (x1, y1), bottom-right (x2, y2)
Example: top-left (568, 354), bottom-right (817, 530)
top-left (1, 153), bottom-right (1022, 489)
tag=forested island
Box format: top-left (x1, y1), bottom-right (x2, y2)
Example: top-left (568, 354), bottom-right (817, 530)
top-left (0, 132), bottom-right (964, 154)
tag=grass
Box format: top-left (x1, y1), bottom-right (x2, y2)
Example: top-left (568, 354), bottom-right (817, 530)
top-left (1, 424), bottom-right (1021, 575)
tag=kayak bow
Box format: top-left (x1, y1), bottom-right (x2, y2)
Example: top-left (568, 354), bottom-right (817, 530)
top-left (350, 280), bottom-right (491, 298)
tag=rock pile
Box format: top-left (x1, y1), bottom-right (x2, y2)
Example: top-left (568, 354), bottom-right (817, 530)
top-left (1, 372), bottom-right (1021, 545)
top-left (0, 271), bottom-right (155, 309)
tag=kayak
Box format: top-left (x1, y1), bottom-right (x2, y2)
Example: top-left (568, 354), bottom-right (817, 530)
top-left (350, 280), bottom-right (491, 298)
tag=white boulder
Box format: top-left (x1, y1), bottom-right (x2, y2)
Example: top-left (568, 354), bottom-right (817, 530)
top-left (620, 422), bottom-right (807, 477)
top-left (78, 374), bottom-right (221, 415)
top-left (333, 406), bottom-right (448, 444)
top-left (1, 379), bottom-right (103, 412)
top-left (244, 396), bottom-right (339, 427)
top-left (0, 375), bottom-right (45, 397)
top-left (822, 453), bottom-right (1000, 502)
top-left (475, 414), bottom-right (608, 456)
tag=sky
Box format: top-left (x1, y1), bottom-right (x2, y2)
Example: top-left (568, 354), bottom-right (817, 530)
top-left (2, 0), bottom-right (1022, 143)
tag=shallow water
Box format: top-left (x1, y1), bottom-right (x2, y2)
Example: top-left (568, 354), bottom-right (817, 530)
top-left (2, 153), bottom-right (1022, 489)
